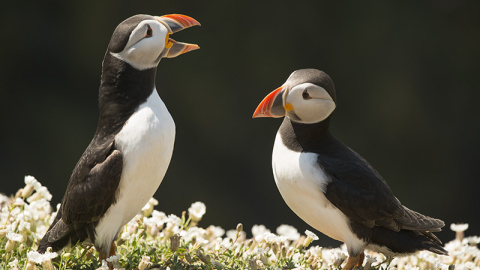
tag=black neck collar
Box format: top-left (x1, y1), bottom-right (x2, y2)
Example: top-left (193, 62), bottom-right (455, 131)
top-left (278, 117), bottom-right (337, 153)
top-left (95, 53), bottom-right (157, 137)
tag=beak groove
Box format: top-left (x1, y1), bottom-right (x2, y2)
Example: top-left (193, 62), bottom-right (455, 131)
top-left (155, 14), bottom-right (201, 58)
top-left (156, 14), bottom-right (201, 34)
top-left (252, 85), bottom-right (287, 118)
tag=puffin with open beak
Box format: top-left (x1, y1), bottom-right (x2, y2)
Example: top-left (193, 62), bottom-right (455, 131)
top-left (253, 69), bottom-right (447, 270)
top-left (38, 14), bottom-right (200, 265)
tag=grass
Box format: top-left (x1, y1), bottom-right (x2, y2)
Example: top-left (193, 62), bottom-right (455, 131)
top-left (1, 176), bottom-right (479, 270)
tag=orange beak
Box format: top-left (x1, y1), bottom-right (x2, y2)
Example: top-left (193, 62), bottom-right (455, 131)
top-left (155, 14), bottom-right (201, 58)
top-left (156, 14), bottom-right (201, 33)
top-left (252, 85), bottom-right (287, 118)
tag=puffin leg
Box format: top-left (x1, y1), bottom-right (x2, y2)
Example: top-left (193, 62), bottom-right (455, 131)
top-left (106, 241), bottom-right (116, 270)
top-left (342, 251), bottom-right (365, 270)
top-left (356, 252), bottom-right (365, 267)
top-left (98, 241), bottom-right (116, 270)
top-left (99, 252), bottom-right (109, 269)
top-left (109, 241), bottom-right (116, 257)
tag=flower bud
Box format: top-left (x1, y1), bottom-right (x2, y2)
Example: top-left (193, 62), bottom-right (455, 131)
top-left (281, 245), bottom-right (287, 258)
top-left (196, 249), bottom-right (211, 264)
top-left (185, 253), bottom-right (193, 263)
top-left (170, 234), bottom-right (181, 252)
top-left (236, 223), bottom-right (243, 233)
top-left (149, 225), bottom-right (159, 237)
top-left (248, 259), bottom-right (258, 270)
top-left (22, 185), bottom-right (35, 198)
top-left (5, 240), bottom-right (16, 252)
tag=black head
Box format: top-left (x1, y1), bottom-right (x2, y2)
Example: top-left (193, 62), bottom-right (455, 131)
top-left (108, 15), bottom-right (155, 53)
top-left (105, 14), bottom-right (200, 70)
top-left (286, 69), bottom-right (336, 103)
top-left (253, 69), bottom-right (337, 124)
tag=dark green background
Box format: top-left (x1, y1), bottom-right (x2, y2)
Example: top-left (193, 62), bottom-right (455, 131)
top-left (1, 0), bottom-right (479, 248)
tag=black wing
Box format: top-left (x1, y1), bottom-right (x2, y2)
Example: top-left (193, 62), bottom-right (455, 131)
top-left (38, 136), bottom-right (123, 251)
top-left (61, 138), bottom-right (123, 225)
top-left (320, 138), bottom-right (444, 232)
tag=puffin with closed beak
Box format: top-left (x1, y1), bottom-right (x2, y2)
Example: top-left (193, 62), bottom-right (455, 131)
top-left (253, 69), bottom-right (447, 269)
top-left (38, 14), bottom-right (200, 263)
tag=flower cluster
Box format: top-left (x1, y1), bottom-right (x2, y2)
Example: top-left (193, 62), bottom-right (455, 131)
top-left (1, 176), bottom-right (55, 270)
top-left (1, 176), bottom-right (480, 270)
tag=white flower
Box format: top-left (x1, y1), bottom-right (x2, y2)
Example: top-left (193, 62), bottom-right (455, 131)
top-left (8, 258), bottom-right (19, 269)
top-left (291, 252), bottom-right (301, 264)
top-left (220, 237), bottom-right (233, 249)
top-left (13, 198), bottom-right (25, 207)
top-left (24, 175), bottom-right (42, 189)
top-left (96, 260), bottom-right (109, 270)
top-left (167, 214), bottom-right (182, 226)
top-left (466, 236), bottom-right (480, 245)
top-left (26, 198), bottom-right (52, 221)
top-left (141, 197), bottom-right (158, 217)
top-left (106, 255), bottom-right (120, 263)
top-left (143, 210), bottom-right (167, 232)
top-left (451, 223), bottom-right (469, 241)
top-left (276, 224), bottom-right (300, 241)
top-left (305, 230), bottom-right (319, 240)
top-left (364, 254), bottom-right (377, 269)
top-left (7, 232), bottom-right (23, 242)
top-left (151, 210), bottom-right (167, 221)
top-left (321, 248), bottom-right (338, 265)
top-left (106, 254), bottom-right (120, 268)
top-left (138, 255), bottom-right (151, 270)
top-left (264, 232), bottom-right (287, 243)
top-left (18, 219), bottom-right (31, 233)
top-left (230, 229), bottom-right (247, 241)
top-left (0, 193), bottom-right (10, 205)
top-left (303, 230), bottom-right (319, 247)
top-left (27, 250), bottom-right (58, 263)
top-left (252, 225), bottom-right (271, 241)
top-left (206, 225), bottom-right (225, 238)
top-left (37, 186), bottom-right (52, 201)
top-left (188, 201), bottom-right (206, 221)
top-left (27, 186), bottom-right (52, 202)
top-left (182, 226), bottom-right (207, 243)
top-left (332, 250), bottom-right (348, 267)
top-left (451, 223), bottom-right (469, 232)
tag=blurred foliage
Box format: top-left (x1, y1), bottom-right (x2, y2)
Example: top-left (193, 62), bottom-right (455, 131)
top-left (1, 0), bottom-right (479, 248)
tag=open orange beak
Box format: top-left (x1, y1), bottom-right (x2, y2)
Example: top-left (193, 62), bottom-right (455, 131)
top-left (252, 85), bottom-right (287, 118)
top-left (155, 14), bottom-right (201, 58)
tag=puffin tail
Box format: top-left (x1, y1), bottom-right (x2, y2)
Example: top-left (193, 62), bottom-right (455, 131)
top-left (420, 231), bottom-right (449, 255)
top-left (37, 218), bottom-right (74, 253)
top-left (370, 226), bottom-right (448, 256)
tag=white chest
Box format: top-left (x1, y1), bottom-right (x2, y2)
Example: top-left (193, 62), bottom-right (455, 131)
top-left (272, 133), bottom-right (361, 246)
top-left (95, 89), bottom-right (175, 249)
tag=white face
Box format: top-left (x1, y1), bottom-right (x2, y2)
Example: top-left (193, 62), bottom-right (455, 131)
top-left (284, 82), bottom-right (336, 124)
top-left (111, 19), bottom-right (170, 70)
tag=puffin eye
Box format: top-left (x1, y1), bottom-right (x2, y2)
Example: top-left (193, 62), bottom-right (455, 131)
top-left (145, 25), bottom-right (153, 37)
top-left (302, 90), bottom-right (311, 100)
